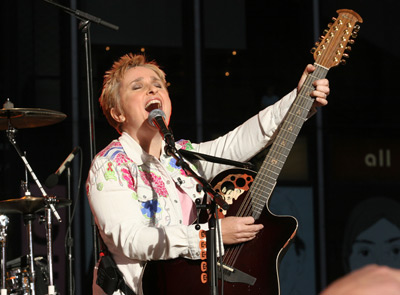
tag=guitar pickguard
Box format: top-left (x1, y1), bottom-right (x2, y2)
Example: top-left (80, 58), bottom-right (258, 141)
top-left (212, 172), bottom-right (254, 215)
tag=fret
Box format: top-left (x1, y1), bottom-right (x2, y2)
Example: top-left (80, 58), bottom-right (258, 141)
top-left (282, 124), bottom-right (302, 135)
top-left (251, 201), bottom-right (264, 211)
top-left (284, 114), bottom-right (306, 125)
top-left (269, 145), bottom-right (292, 157)
top-left (258, 167), bottom-right (279, 178)
top-left (256, 180), bottom-right (275, 191)
top-left (292, 102), bottom-right (311, 111)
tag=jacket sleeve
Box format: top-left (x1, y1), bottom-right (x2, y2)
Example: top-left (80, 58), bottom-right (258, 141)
top-left (86, 157), bottom-right (209, 262)
top-left (192, 89), bottom-right (298, 179)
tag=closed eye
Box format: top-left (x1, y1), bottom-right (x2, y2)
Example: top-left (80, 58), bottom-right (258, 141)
top-left (132, 84), bottom-right (142, 90)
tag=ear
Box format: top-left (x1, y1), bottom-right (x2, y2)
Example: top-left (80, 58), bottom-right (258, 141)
top-left (110, 107), bottom-right (125, 123)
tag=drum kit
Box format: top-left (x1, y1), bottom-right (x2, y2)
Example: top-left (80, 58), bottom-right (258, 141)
top-left (0, 99), bottom-right (71, 295)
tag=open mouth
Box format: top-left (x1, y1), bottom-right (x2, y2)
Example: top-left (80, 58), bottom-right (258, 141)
top-left (145, 99), bottom-right (161, 112)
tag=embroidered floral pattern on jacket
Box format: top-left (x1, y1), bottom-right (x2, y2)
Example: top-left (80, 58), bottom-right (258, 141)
top-left (167, 157), bottom-right (186, 175)
top-left (177, 139), bottom-right (194, 151)
top-left (139, 169), bottom-right (169, 198)
top-left (121, 167), bottom-right (135, 191)
top-left (141, 199), bottom-right (162, 219)
top-left (98, 141), bottom-right (123, 158)
top-left (104, 162), bottom-right (117, 181)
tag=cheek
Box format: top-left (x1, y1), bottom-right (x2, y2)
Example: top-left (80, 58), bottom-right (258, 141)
top-left (164, 95), bottom-right (173, 123)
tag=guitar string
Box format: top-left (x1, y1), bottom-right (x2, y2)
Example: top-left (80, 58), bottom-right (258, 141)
top-left (221, 75), bottom-right (315, 268)
top-left (222, 72), bottom-right (316, 266)
top-left (222, 66), bottom-right (327, 268)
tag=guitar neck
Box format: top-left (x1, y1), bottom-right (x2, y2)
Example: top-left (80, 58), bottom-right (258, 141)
top-left (250, 64), bottom-right (328, 219)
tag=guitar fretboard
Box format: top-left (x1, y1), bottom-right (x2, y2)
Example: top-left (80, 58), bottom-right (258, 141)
top-left (249, 65), bottom-right (328, 219)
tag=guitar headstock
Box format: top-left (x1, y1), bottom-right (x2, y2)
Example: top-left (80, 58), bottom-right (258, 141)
top-left (311, 9), bottom-right (363, 69)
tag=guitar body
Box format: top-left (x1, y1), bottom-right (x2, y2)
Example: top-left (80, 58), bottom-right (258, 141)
top-left (143, 169), bottom-right (298, 295)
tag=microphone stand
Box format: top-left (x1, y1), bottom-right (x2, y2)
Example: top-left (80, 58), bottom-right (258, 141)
top-left (43, 0), bottom-right (119, 275)
top-left (164, 143), bottom-right (228, 295)
top-left (66, 166), bottom-right (74, 295)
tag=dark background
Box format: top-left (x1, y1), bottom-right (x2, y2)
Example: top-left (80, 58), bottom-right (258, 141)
top-left (1, 0), bottom-right (399, 294)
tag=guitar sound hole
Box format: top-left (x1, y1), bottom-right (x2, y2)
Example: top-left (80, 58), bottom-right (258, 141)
top-left (235, 178), bottom-right (246, 188)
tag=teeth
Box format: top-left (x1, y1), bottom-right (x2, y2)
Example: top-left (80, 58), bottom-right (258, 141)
top-left (145, 99), bottom-right (161, 110)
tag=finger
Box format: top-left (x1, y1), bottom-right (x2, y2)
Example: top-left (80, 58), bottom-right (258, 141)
top-left (242, 216), bottom-right (256, 225)
top-left (311, 90), bottom-right (329, 99)
top-left (237, 233), bottom-right (257, 243)
top-left (315, 86), bottom-right (330, 96)
top-left (247, 223), bottom-right (264, 232)
top-left (313, 78), bottom-right (329, 87)
top-left (314, 97), bottom-right (328, 107)
top-left (305, 64), bottom-right (316, 74)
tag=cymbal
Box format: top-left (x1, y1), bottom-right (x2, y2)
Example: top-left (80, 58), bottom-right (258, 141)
top-left (0, 108), bottom-right (67, 130)
top-left (0, 196), bottom-right (72, 215)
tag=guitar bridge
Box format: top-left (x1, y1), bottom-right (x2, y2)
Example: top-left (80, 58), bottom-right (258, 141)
top-left (217, 262), bottom-right (257, 286)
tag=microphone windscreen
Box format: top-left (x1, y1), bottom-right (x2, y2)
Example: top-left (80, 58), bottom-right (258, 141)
top-left (45, 174), bottom-right (59, 188)
top-left (148, 109), bottom-right (166, 127)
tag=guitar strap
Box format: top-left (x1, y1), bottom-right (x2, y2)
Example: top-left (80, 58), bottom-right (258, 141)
top-left (179, 149), bottom-right (255, 170)
top-left (96, 227), bottom-right (136, 295)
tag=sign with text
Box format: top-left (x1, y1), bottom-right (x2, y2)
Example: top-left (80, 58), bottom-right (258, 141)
top-left (329, 135), bottom-right (399, 181)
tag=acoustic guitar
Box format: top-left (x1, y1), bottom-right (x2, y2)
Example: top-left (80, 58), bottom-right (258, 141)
top-left (143, 9), bottom-right (363, 295)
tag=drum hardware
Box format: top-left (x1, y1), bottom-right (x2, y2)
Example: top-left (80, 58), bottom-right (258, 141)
top-left (1, 99), bottom-right (68, 295)
top-left (0, 215), bottom-right (10, 295)
top-left (6, 255), bottom-right (48, 295)
top-left (0, 197), bottom-right (72, 215)
top-left (0, 196), bottom-right (71, 295)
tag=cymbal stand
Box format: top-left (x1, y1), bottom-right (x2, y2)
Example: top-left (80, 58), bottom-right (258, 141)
top-left (5, 121), bottom-right (61, 295)
top-left (23, 214), bottom-right (36, 295)
top-left (21, 157), bottom-right (36, 295)
top-left (0, 215), bottom-right (9, 295)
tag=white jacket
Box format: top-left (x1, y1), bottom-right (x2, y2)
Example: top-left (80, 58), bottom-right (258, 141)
top-left (86, 89), bottom-right (297, 294)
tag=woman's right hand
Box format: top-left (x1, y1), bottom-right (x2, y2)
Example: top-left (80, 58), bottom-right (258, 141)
top-left (221, 216), bottom-right (264, 245)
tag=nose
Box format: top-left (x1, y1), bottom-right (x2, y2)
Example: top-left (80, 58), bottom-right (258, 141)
top-left (147, 85), bottom-right (158, 95)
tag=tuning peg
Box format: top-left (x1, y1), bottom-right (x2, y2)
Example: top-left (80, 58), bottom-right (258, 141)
top-left (327, 22), bottom-right (333, 28)
top-left (345, 46), bottom-right (352, 52)
top-left (340, 59), bottom-right (347, 65)
top-left (323, 29), bottom-right (329, 35)
top-left (351, 32), bottom-right (358, 38)
top-left (353, 24), bottom-right (361, 32)
top-left (310, 47), bottom-right (317, 54)
top-left (348, 39), bottom-right (355, 45)
top-left (342, 53), bottom-right (350, 58)
top-left (332, 17), bottom-right (337, 22)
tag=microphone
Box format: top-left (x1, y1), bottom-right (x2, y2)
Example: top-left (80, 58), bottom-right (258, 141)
top-left (45, 147), bottom-right (79, 188)
top-left (148, 109), bottom-right (174, 144)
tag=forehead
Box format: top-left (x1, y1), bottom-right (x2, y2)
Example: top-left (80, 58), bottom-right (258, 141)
top-left (123, 66), bottom-right (160, 82)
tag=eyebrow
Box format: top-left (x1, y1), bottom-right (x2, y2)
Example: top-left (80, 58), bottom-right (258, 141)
top-left (130, 76), bottom-right (161, 84)
top-left (352, 237), bottom-right (400, 245)
top-left (386, 237), bottom-right (400, 243)
top-left (353, 239), bottom-right (375, 245)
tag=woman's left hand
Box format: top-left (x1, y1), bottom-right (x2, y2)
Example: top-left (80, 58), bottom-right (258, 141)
top-left (298, 64), bottom-right (330, 109)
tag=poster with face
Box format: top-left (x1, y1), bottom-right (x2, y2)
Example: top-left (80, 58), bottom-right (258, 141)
top-left (342, 197), bottom-right (400, 272)
top-left (325, 135), bottom-right (400, 284)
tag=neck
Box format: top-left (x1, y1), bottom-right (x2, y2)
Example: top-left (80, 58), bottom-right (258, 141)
top-left (142, 136), bottom-right (163, 159)
top-left (131, 131), bottom-right (163, 159)
top-left (122, 123), bottom-right (165, 158)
